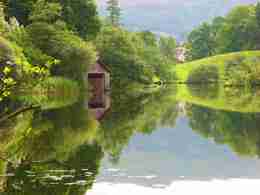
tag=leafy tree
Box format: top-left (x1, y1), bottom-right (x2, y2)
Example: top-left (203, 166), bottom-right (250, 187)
top-left (29, 0), bottom-right (62, 23)
top-left (187, 22), bottom-right (215, 60)
top-left (159, 36), bottom-right (177, 62)
top-left (216, 5), bottom-right (258, 53)
top-left (26, 22), bottom-right (96, 80)
top-left (106, 0), bottom-right (121, 26)
top-left (95, 26), bottom-right (151, 85)
top-left (58, 0), bottom-right (101, 39)
top-left (7, 0), bottom-right (35, 25)
top-left (0, 2), bottom-right (7, 34)
top-left (7, 0), bottom-right (101, 39)
top-left (138, 31), bottom-right (157, 47)
top-left (256, 2), bottom-right (260, 28)
top-left (255, 2), bottom-right (260, 49)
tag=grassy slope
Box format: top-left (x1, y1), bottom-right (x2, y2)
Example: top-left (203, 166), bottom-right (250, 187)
top-left (171, 51), bottom-right (260, 113)
top-left (174, 50), bottom-right (260, 82)
top-left (176, 85), bottom-right (260, 113)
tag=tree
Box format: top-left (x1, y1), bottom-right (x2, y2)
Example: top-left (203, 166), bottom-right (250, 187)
top-left (7, 0), bottom-right (35, 25)
top-left (6, 0), bottom-right (101, 39)
top-left (159, 36), bottom-right (177, 62)
top-left (187, 22), bottom-right (215, 60)
top-left (27, 22), bottom-right (96, 80)
top-left (138, 31), bottom-right (157, 47)
top-left (29, 0), bottom-right (62, 23)
top-left (106, 0), bottom-right (121, 26)
top-left (255, 2), bottom-right (260, 49)
top-left (217, 5), bottom-right (258, 53)
top-left (59, 0), bottom-right (101, 39)
top-left (256, 2), bottom-right (260, 27)
top-left (0, 2), bottom-right (7, 34)
top-left (187, 104), bottom-right (260, 157)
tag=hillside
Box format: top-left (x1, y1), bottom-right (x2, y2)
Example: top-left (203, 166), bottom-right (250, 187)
top-left (98, 0), bottom-right (258, 41)
top-left (174, 51), bottom-right (260, 83)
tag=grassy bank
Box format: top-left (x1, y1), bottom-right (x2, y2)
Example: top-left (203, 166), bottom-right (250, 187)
top-left (174, 51), bottom-right (260, 85)
top-left (176, 84), bottom-right (260, 113)
top-left (18, 77), bottom-right (80, 109)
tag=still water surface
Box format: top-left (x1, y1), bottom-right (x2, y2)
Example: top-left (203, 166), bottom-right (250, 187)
top-left (1, 85), bottom-right (260, 194)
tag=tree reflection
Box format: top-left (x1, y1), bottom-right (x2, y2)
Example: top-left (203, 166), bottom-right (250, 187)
top-left (97, 85), bottom-right (179, 162)
top-left (187, 104), bottom-right (260, 157)
top-left (0, 84), bottom-right (180, 193)
top-left (3, 143), bottom-right (103, 195)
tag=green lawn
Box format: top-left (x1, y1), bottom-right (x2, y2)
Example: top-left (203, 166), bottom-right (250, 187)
top-left (174, 50), bottom-right (260, 83)
top-left (169, 51), bottom-right (260, 112)
top-left (175, 84), bottom-right (260, 113)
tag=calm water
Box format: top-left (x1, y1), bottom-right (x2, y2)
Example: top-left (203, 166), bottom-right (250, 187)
top-left (1, 85), bottom-right (260, 194)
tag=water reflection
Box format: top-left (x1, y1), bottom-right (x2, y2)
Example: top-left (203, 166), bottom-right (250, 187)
top-left (1, 84), bottom-right (260, 194)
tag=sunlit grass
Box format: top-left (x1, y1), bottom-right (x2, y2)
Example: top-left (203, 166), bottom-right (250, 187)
top-left (174, 51), bottom-right (260, 83)
top-left (176, 84), bottom-right (260, 113)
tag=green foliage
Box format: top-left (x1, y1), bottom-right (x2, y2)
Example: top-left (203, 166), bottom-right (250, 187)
top-left (7, 0), bottom-right (35, 25)
top-left (187, 22), bottom-right (217, 60)
top-left (29, 0), bottom-right (62, 23)
top-left (187, 4), bottom-right (260, 60)
top-left (96, 26), bottom-right (152, 85)
top-left (3, 144), bottom-right (103, 195)
top-left (7, 0), bottom-right (101, 39)
top-left (106, 0), bottom-right (121, 27)
top-left (19, 77), bottom-right (80, 109)
top-left (224, 56), bottom-right (260, 86)
top-left (0, 2), bottom-right (8, 35)
top-left (174, 51), bottom-right (260, 86)
top-left (217, 5), bottom-right (259, 53)
top-left (58, 0), bottom-right (101, 39)
top-left (187, 64), bottom-right (219, 84)
top-left (26, 22), bottom-right (96, 80)
top-left (256, 2), bottom-right (260, 28)
top-left (0, 37), bottom-right (17, 102)
top-left (97, 86), bottom-right (179, 160)
top-left (0, 36), bottom-right (14, 62)
top-left (159, 36), bottom-right (177, 62)
top-left (138, 31), bottom-right (157, 48)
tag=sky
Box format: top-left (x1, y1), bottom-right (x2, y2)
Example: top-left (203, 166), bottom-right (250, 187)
top-left (97, 0), bottom-right (258, 41)
top-left (98, 0), bottom-right (175, 7)
top-left (97, 0), bottom-right (255, 8)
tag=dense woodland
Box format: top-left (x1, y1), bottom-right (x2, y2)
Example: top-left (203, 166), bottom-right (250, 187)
top-left (187, 3), bottom-right (260, 60)
top-left (0, 0), bottom-right (178, 103)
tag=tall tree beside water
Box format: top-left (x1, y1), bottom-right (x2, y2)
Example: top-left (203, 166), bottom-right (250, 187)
top-left (106, 0), bottom-right (121, 26)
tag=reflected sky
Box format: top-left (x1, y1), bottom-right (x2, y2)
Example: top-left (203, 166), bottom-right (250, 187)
top-left (92, 116), bottom-right (260, 192)
top-left (2, 85), bottom-right (260, 194)
top-left (89, 179), bottom-right (260, 195)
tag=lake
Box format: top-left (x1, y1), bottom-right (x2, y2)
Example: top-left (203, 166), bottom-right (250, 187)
top-left (1, 84), bottom-right (260, 194)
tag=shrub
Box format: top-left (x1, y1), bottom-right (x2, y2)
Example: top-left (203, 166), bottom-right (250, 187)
top-left (0, 37), bottom-right (16, 101)
top-left (187, 64), bottom-right (219, 84)
top-left (224, 56), bottom-right (260, 86)
top-left (0, 36), bottom-right (14, 62)
top-left (188, 84), bottom-right (219, 100)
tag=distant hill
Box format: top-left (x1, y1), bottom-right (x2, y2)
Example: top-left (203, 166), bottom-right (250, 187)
top-left (97, 0), bottom-right (257, 41)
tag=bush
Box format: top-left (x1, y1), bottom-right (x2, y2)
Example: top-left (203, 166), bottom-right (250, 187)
top-left (224, 56), bottom-right (260, 86)
top-left (19, 77), bottom-right (80, 109)
top-left (0, 37), bottom-right (17, 101)
top-left (187, 64), bottom-right (219, 84)
top-left (188, 84), bottom-right (219, 100)
top-left (0, 36), bottom-right (14, 62)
